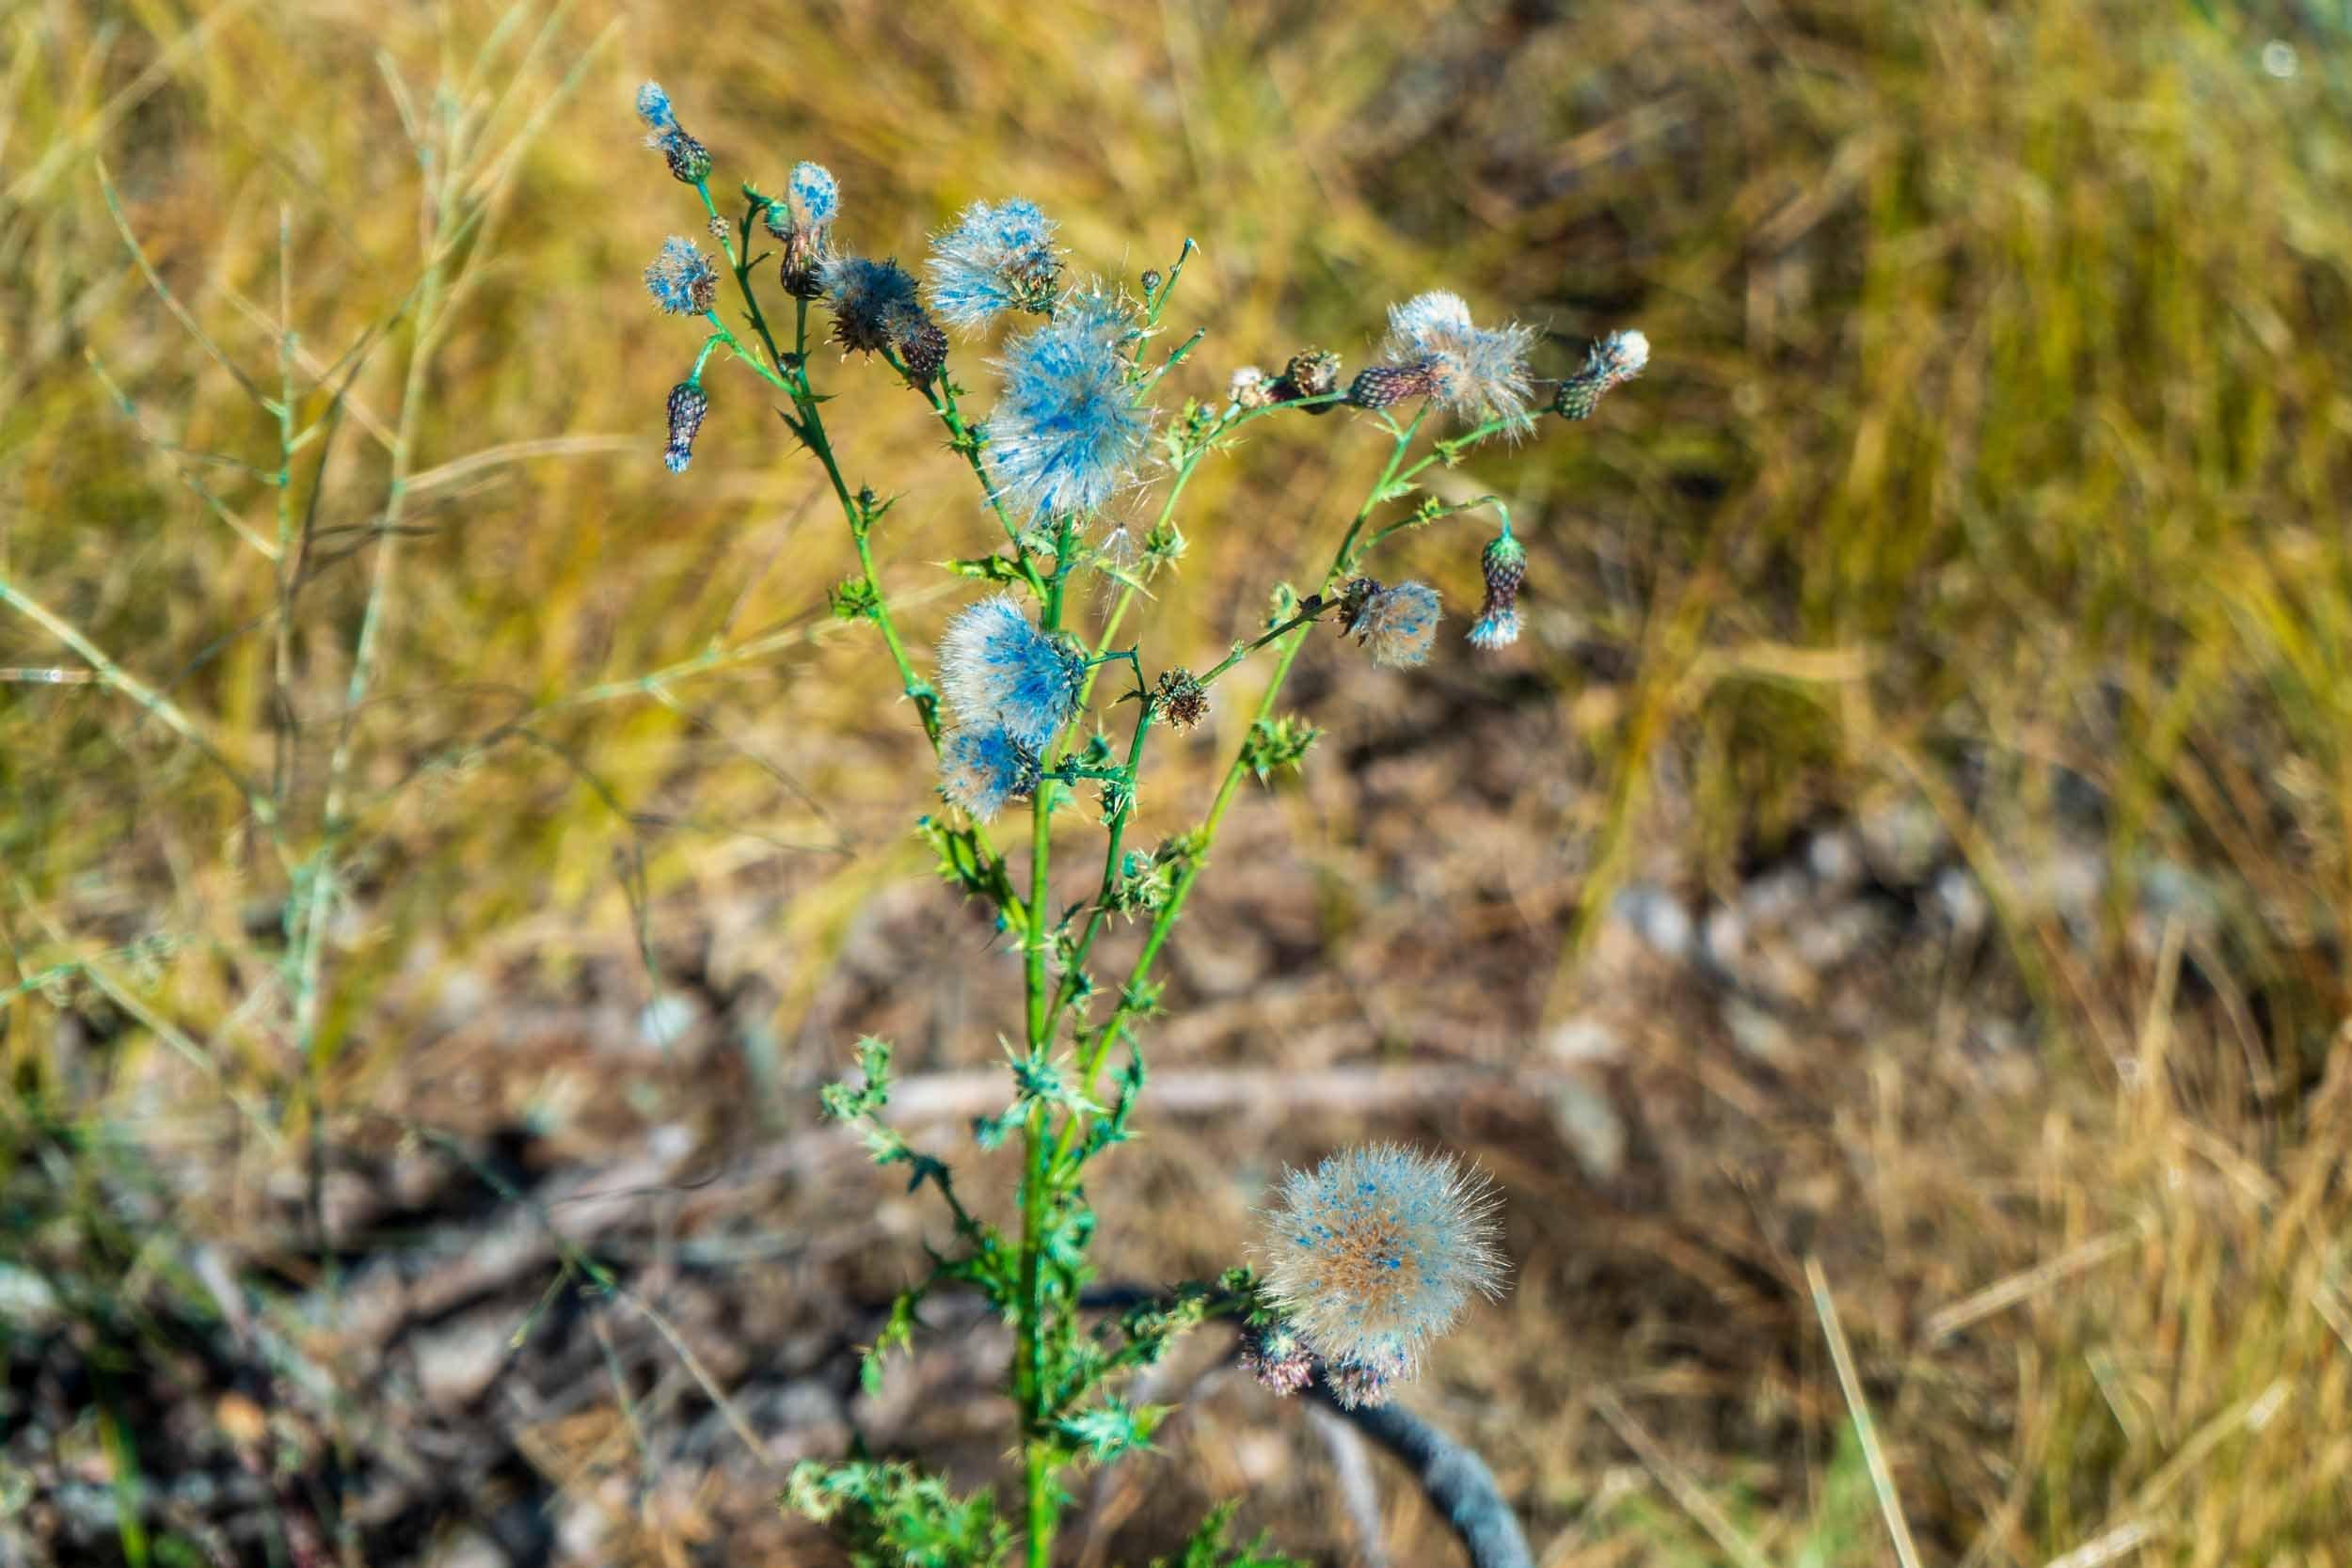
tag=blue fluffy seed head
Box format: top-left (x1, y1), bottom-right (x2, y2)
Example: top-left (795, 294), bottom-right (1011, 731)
top-left (1356, 581), bottom-right (1442, 668)
top-left (1254, 1144), bottom-right (1506, 1375)
top-left (927, 198), bottom-right (1063, 333)
top-left (939, 724), bottom-right (1041, 820)
top-left (938, 595), bottom-right (1085, 747)
top-left (635, 81), bottom-right (675, 131)
top-left (1466, 608), bottom-right (1521, 650)
top-left (644, 236), bottom-right (717, 316)
top-left (984, 292), bottom-right (1152, 522)
top-left (788, 161), bottom-right (839, 226)
top-left (1376, 290), bottom-right (1538, 433)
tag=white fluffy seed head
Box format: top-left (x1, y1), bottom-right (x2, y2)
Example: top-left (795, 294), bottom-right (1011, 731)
top-left (1252, 1143), bottom-right (1507, 1371)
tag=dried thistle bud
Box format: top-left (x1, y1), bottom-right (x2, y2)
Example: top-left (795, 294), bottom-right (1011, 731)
top-left (1348, 362), bottom-right (1438, 410)
top-left (707, 214), bottom-right (730, 240)
top-left (1140, 267), bottom-right (1164, 295)
top-left (1228, 366), bottom-right (1275, 411)
top-left (663, 382), bottom-right (708, 475)
top-left (1324, 1347), bottom-right (1409, 1410)
top-left (1240, 1322), bottom-right (1313, 1397)
top-left (1273, 348), bottom-right (1343, 414)
top-left (1337, 577), bottom-right (1385, 639)
top-left (1553, 328), bottom-right (1649, 420)
top-left (1153, 669), bottom-right (1209, 731)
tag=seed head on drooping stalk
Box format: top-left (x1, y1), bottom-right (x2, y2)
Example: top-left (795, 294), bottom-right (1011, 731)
top-left (1252, 1144), bottom-right (1508, 1397)
top-left (1468, 528), bottom-right (1528, 650)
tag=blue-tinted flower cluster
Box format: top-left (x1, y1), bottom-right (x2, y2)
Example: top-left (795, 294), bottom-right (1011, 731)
top-left (939, 723), bottom-right (1041, 820)
top-left (818, 255), bottom-right (925, 356)
top-left (644, 235), bottom-right (717, 316)
top-left (635, 79), bottom-right (709, 185)
top-left (663, 382), bottom-right (707, 475)
top-left (938, 595), bottom-right (1083, 747)
top-left (1466, 531), bottom-right (1526, 650)
top-left (1359, 291), bottom-right (1537, 432)
top-left (1253, 1144), bottom-right (1505, 1402)
top-left (764, 160), bottom-right (840, 296)
top-left (932, 596), bottom-right (1084, 819)
top-left (985, 293), bottom-right (1152, 522)
top-left (927, 198), bottom-right (1062, 333)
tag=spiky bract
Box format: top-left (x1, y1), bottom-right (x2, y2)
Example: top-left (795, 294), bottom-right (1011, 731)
top-left (927, 198), bottom-right (1063, 332)
top-left (818, 256), bottom-right (930, 357)
top-left (1371, 290), bottom-right (1538, 431)
top-left (984, 293), bottom-right (1152, 522)
top-left (1254, 1143), bottom-right (1505, 1373)
top-left (938, 595), bottom-right (1085, 747)
top-left (644, 236), bottom-right (717, 316)
top-left (939, 724), bottom-right (1041, 820)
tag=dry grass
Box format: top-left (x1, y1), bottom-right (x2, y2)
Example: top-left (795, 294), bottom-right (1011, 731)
top-left (6, 0), bottom-right (2352, 1563)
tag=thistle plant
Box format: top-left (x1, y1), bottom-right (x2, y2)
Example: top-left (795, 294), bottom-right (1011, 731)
top-left (629, 79), bottom-right (1645, 1568)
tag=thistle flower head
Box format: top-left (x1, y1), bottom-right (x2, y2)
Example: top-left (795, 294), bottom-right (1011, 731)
top-left (1468, 530), bottom-right (1528, 651)
top-left (644, 236), bottom-right (717, 316)
top-left (1239, 1321), bottom-right (1314, 1397)
top-left (938, 594), bottom-right (1086, 747)
top-left (662, 382), bottom-right (707, 474)
top-left (1371, 290), bottom-right (1538, 432)
top-left (1254, 1143), bottom-right (1505, 1373)
top-left (927, 198), bottom-right (1063, 332)
top-left (818, 255), bottom-right (928, 357)
top-left (984, 291), bottom-right (1153, 523)
top-left (1340, 579), bottom-right (1442, 668)
top-left (1554, 327), bottom-right (1650, 420)
top-left (787, 161), bottom-right (839, 227)
top-left (760, 162), bottom-right (840, 295)
top-left (634, 81), bottom-right (676, 132)
top-left (939, 724), bottom-right (1041, 820)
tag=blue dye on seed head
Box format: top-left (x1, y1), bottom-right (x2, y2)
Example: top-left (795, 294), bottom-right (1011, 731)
top-left (1252, 1143), bottom-right (1506, 1376)
top-left (984, 292), bottom-right (1152, 522)
top-left (634, 81), bottom-right (675, 131)
top-left (937, 595), bottom-right (1086, 747)
top-left (927, 198), bottom-right (1063, 332)
top-left (788, 162), bottom-right (839, 226)
top-left (1467, 608), bottom-right (1521, 650)
top-left (939, 723), bottom-right (1041, 820)
top-left (644, 235), bottom-right (717, 316)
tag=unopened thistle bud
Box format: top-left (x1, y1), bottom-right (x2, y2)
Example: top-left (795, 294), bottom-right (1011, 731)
top-left (1553, 328), bottom-right (1649, 420)
top-left (1468, 530), bottom-right (1527, 650)
top-left (1240, 1322), bottom-right (1313, 1397)
top-left (897, 313), bottom-right (950, 381)
top-left (1348, 362), bottom-right (1437, 410)
top-left (663, 382), bottom-right (707, 475)
top-left (1140, 267), bottom-right (1163, 295)
top-left (1153, 669), bottom-right (1208, 731)
top-left (1274, 348), bottom-right (1343, 414)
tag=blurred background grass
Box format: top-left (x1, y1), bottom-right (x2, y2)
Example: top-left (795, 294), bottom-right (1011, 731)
top-left (7, 0), bottom-right (2352, 1563)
